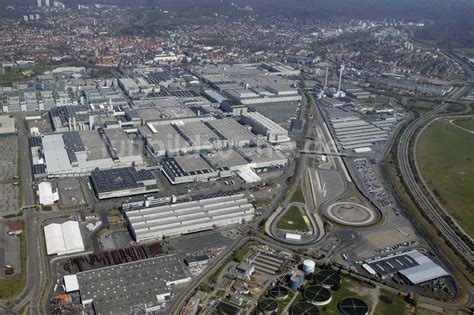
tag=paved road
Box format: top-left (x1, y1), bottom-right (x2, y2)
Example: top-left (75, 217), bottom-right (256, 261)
top-left (397, 102), bottom-right (473, 264)
top-left (0, 115), bottom-right (46, 315)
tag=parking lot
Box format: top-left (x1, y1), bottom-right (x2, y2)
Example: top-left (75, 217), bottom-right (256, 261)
top-left (354, 158), bottom-right (386, 197)
top-left (173, 230), bottom-right (235, 256)
top-left (0, 135), bottom-right (18, 182)
top-left (0, 183), bottom-right (20, 214)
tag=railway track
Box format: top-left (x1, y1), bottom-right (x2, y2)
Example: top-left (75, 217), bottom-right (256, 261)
top-left (397, 103), bottom-right (473, 265)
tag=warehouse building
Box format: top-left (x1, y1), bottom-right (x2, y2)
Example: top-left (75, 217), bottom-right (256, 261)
top-left (363, 250), bottom-right (449, 285)
top-left (126, 194), bottom-right (255, 242)
top-left (162, 147), bottom-right (287, 184)
top-left (323, 106), bottom-right (388, 151)
top-left (90, 167), bottom-right (159, 199)
top-left (73, 254), bottom-right (190, 314)
top-left (49, 106), bottom-right (92, 132)
top-left (162, 154), bottom-right (218, 184)
top-left (224, 87), bottom-right (301, 105)
top-left (37, 181), bottom-right (58, 205)
top-left (139, 118), bottom-right (260, 157)
top-left (241, 112), bottom-right (289, 143)
top-left (41, 128), bottom-right (143, 177)
top-left (44, 221), bottom-right (84, 256)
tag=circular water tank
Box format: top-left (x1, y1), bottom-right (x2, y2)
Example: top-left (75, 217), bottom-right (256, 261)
top-left (289, 272), bottom-right (305, 290)
top-left (338, 298), bottom-right (369, 315)
top-left (259, 298), bottom-right (279, 314)
top-left (304, 285), bottom-right (332, 306)
top-left (302, 259), bottom-right (315, 273)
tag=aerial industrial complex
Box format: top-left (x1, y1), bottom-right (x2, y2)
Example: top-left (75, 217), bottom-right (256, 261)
top-left (0, 6), bottom-right (472, 314)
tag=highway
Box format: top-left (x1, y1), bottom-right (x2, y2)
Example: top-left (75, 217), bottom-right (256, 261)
top-left (397, 102), bottom-right (474, 264)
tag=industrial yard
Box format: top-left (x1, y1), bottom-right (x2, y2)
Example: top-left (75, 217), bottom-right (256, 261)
top-left (0, 9), bottom-right (472, 313)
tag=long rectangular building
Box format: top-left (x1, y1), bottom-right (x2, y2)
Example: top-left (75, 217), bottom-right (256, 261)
top-left (126, 194), bottom-right (255, 242)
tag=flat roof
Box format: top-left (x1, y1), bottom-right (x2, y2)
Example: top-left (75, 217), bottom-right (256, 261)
top-left (206, 119), bottom-right (257, 143)
top-left (76, 254), bottom-right (190, 314)
top-left (90, 167), bottom-right (156, 193)
top-left (367, 250), bottom-right (448, 284)
top-left (126, 194), bottom-right (254, 242)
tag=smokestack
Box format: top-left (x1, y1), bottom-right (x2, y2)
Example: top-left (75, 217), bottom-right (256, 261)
top-left (324, 66), bottom-right (329, 88)
top-left (338, 65), bottom-right (345, 92)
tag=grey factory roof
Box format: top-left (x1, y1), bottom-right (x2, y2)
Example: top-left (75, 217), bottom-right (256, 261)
top-left (140, 124), bottom-right (192, 153)
top-left (205, 119), bottom-right (257, 143)
top-left (163, 154), bottom-right (215, 178)
top-left (202, 150), bottom-right (249, 169)
top-left (42, 129), bottom-right (143, 176)
top-left (175, 121), bottom-right (222, 146)
top-left (76, 254), bottom-right (190, 314)
top-left (237, 146), bottom-right (286, 165)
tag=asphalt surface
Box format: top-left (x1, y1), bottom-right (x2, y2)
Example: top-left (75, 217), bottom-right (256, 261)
top-left (0, 115), bottom-right (45, 315)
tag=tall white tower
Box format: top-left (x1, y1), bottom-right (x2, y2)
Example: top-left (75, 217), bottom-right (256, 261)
top-left (338, 65), bottom-right (345, 92)
top-left (37, 0), bottom-right (41, 7)
top-left (45, 0), bottom-right (50, 6)
top-left (324, 66), bottom-right (329, 88)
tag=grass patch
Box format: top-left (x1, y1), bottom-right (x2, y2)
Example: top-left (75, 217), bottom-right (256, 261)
top-left (275, 289), bottom-right (296, 314)
top-left (0, 233), bottom-right (27, 299)
top-left (417, 119), bottom-right (474, 236)
top-left (290, 186), bottom-right (305, 203)
top-left (375, 290), bottom-right (406, 315)
top-left (407, 99), bottom-right (439, 115)
top-left (446, 103), bottom-right (465, 113)
top-left (18, 302), bottom-right (30, 315)
top-left (453, 118), bottom-right (474, 132)
top-left (232, 242), bottom-right (252, 262)
top-left (276, 206), bottom-right (309, 232)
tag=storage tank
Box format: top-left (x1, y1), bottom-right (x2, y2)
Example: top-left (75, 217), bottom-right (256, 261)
top-left (302, 259), bottom-right (315, 274)
top-left (289, 270), bottom-right (305, 289)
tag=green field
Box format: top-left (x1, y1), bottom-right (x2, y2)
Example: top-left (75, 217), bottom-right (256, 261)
top-left (276, 206), bottom-right (309, 232)
top-left (453, 119), bottom-right (474, 132)
top-left (407, 99), bottom-right (439, 115)
top-left (417, 119), bottom-right (474, 236)
top-left (375, 290), bottom-right (407, 315)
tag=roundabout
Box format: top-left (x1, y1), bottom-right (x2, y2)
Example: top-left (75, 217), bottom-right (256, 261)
top-left (324, 202), bottom-right (379, 227)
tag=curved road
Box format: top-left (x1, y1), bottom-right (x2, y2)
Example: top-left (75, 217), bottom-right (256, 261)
top-left (397, 102), bottom-right (473, 264)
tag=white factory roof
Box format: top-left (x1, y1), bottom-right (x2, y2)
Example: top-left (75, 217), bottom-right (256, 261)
top-left (238, 166), bottom-right (261, 183)
top-left (44, 221), bottom-right (84, 256)
top-left (38, 181), bottom-right (57, 205)
top-left (63, 275), bottom-right (79, 293)
top-left (399, 262), bottom-right (449, 285)
top-left (126, 194), bottom-right (255, 242)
